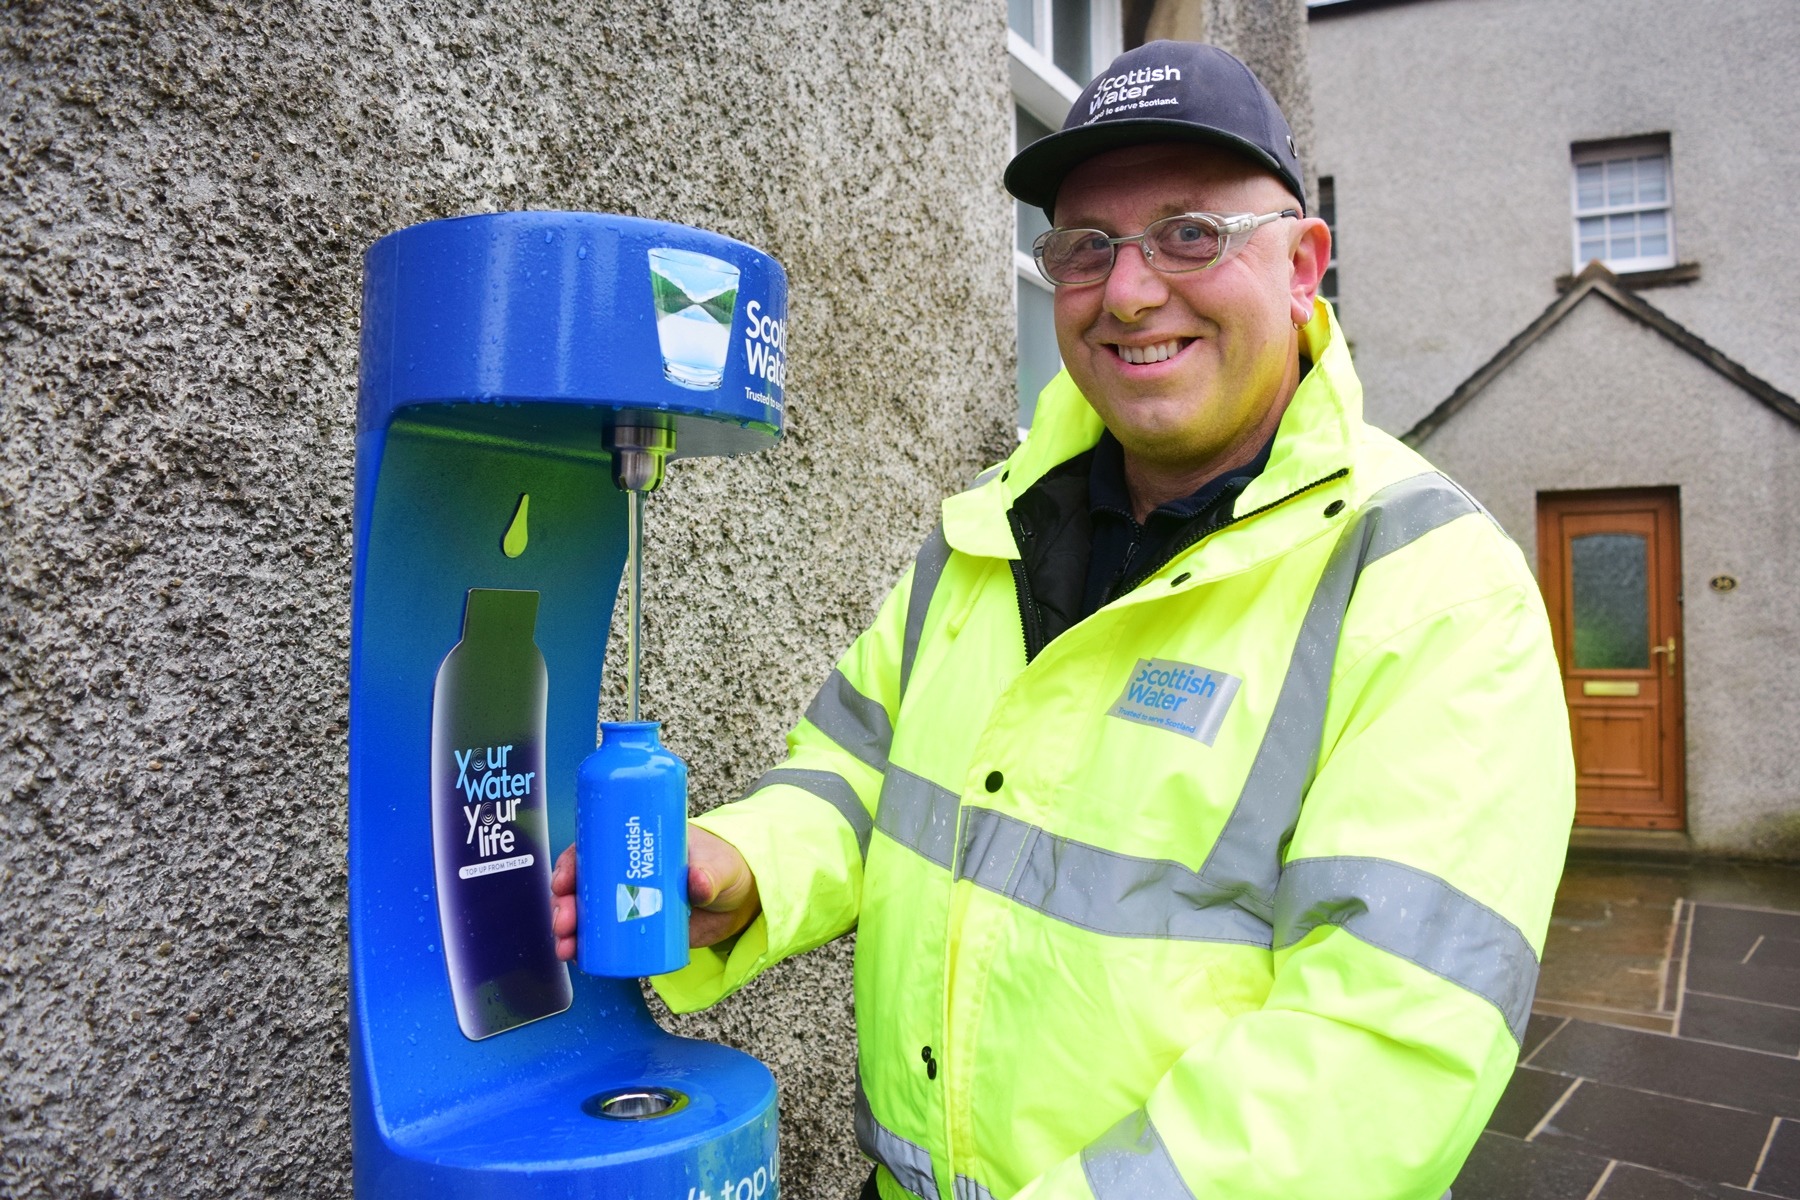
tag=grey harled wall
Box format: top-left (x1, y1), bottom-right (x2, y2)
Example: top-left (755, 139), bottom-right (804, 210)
top-left (1308, 0), bottom-right (1800, 434)
top-left (1308, 0), bottom-right (1800, 855)
top-left (1418, 297), bottom-right (1800, 858)
top-left (0, 3), bottom-right (1014, 1196)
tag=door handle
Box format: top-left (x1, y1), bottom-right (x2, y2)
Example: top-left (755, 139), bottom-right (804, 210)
top-left (1650, 636), bottom-right (1677, 675)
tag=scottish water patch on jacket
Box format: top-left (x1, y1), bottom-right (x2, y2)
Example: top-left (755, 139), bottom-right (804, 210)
top-left (1106, 658), bottom-right (1242, 745)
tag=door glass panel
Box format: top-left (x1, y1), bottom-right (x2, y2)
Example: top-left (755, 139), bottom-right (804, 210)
top-left (1571, 532), bottom-right (1650, 669)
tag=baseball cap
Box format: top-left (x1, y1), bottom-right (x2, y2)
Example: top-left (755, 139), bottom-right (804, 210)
top-left (1005, 41), bottom-right (1306, 218)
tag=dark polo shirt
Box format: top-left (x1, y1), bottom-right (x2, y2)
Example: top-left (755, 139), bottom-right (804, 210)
top-left (1080, 427), bottom-right (1275, 618)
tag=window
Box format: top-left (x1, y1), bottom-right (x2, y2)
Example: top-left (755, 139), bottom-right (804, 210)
top-left (1317, 175), bottom-right (1338, 311)
top-left (1010, 0), bottom-right (1122, 434)
top-left (1572, 137), bottom-right (1674, 274)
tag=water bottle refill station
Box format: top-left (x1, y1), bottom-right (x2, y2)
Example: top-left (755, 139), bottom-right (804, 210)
top-left (350, 213), bottom-right (786, 1197)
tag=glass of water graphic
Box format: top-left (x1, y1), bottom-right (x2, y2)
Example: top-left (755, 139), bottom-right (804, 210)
top-left (647, 247), bottom-right (739, 390)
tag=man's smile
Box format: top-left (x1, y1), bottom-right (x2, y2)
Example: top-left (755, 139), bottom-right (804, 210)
top-left (1108, 336), bottom-right (1197, 365)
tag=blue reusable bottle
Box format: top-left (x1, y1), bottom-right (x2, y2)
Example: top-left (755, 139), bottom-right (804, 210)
top-left (576, 721), bottom-right (690, 977)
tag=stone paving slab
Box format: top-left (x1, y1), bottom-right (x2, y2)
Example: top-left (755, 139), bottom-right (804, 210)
top-left (1527, 1019), bottom-right (1800, 1119)
top-left (1451, 859), bottom-right (1800, 1199)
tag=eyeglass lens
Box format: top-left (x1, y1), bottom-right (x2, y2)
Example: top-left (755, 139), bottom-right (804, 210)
top-left (1038, 215), bottom-right (1226, 284)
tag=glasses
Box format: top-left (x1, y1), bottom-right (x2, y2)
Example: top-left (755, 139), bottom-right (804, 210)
top-left (1032, 208), bottom-right (1301, 287)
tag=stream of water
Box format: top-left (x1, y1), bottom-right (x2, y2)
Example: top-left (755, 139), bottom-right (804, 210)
top-left (626, 488), bottom-right (644, 723)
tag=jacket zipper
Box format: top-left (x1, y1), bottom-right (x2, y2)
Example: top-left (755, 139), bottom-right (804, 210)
top-left (1007, 508), bottom-right (1050, 663)
top-left (1109, 467), bottom-right (1349, 600)
top-left (1104, 522), bottom-right (1144, 609)
top-left (1007, 467), bottom-right (1349, 663)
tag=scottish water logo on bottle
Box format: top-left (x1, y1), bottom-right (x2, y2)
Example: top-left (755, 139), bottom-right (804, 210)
top-left (617, 814), bottom-right (665, 920)
top-left (617, 882), bottom-right (663, 921)
top-left (576, 721), bottom-right (690, 978)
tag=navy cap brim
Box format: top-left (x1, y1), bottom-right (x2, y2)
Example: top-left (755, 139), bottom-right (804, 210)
top-left (1005, 120), bottom-right (1305, 217)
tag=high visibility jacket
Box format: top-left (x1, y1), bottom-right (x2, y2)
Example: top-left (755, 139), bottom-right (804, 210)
top-left (656, 301), bottom-right (1574, 1200)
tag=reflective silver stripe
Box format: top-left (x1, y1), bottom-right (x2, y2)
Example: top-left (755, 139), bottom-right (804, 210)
top-left (953, 1176), bottom-right (996, 1200)
top-left (1081, 1108), bottom-right (1197, 1200)
top-left (876, 766), bottom-right (962, 869)
top-left (854, 1074), bottom-right (940, 1200)
top-left (1356, 472), bottom-right (1485, 567)
top-left (805, 668), bottom-right (894, 773)
top-left (958, 807), bottom-right (1273, 945)
top-left (750, 767), bottom-right (872, 857)
top-left (899, 524), bottom-right (952, 701)
top-left (970, 462), bottom-right (1005, 488)
top-left (1275, 856), bottom-right (1540, 1043)
top-left (1197, 473), bottom-right (1481, 922)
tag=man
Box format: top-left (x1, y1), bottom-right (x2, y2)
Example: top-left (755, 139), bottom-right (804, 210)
top-left (554, 41), bottom-right (1573, 1200)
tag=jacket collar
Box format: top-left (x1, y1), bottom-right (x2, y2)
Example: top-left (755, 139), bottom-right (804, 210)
top-left (944, 298), bottom-right (1361, 567)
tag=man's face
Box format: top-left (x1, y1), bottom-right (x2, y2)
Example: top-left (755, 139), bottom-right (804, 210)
top-left (1051, 143), bottom-right (1323, 471)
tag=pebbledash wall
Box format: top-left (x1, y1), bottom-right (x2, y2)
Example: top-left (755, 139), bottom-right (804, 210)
top-left (0, 2), bottom-right (1015, 1196)
top-left (1308, 0), bottom-right (1800, 856)
top-left (0, 3), bottom-right (1310, 1198)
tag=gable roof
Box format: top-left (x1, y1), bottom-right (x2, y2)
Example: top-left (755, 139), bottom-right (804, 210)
top-left (1403, 261), bottom-right (1800, 446)
top-left (1308, 0), bottom-right (1444, 18)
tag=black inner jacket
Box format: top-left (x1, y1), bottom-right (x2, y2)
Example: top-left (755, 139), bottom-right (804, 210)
top-left (1005, 360), bottom-right (1317, 662)
top-left (1005, 443), bottom-right (1265, 663)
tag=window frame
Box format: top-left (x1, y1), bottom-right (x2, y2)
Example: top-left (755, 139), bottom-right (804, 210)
top-left (1317, 174), bottom-right (1338, 311)
top-left (1008, 2), bottom-right (1121, 436)
top-left (1570, 136), bottom-right (1676, 275)
top-left (1009, 1), bottom-right (1122, 115)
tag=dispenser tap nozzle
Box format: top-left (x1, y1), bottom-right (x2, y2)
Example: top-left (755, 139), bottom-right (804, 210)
top-left (607, 425), bottom-right (677, 493)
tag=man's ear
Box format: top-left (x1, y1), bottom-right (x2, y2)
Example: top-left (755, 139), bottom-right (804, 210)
top-left (1287, 218), bottom-right (1332, 326)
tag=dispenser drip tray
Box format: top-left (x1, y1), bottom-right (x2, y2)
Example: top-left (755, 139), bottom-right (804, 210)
top-left (584, 1087), bottom-right (690, 1121)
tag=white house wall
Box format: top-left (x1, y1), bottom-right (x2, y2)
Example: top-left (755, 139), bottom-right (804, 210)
top-left (1419, 295), bottom-right (1800, 857)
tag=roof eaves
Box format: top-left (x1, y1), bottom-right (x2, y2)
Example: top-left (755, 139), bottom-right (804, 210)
top-left (1402, 261), bottom-right (1800, 446)
top-left (1307, 0), bottom-right (1446, 20)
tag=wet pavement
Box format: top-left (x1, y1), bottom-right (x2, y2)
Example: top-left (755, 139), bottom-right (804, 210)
top-left (1452, 856), bottom-right (1800, 1198)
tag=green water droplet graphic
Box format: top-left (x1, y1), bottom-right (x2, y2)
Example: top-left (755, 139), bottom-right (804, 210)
top-left (502, 494), bottom-right (529, 558)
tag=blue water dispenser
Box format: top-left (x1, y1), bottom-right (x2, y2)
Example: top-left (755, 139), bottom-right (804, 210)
top-left (349, 212), bottom-right (786, 1197)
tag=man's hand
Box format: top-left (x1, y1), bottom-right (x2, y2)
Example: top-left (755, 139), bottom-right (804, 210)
top-left (550, 845), bottom-right (582, 962)
top-left (551, 824), bottom-right (762, 962)
top-left (686, 825), bottom-right (762, 949)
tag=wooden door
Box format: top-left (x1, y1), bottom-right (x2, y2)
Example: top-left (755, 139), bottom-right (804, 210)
top-left (1538, 489), bottom-right (1685, 829)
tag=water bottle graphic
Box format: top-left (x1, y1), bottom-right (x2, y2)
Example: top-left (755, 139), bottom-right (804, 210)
top-left (576, 722), bottom-right (690, 978)
top-left (430, 588), bottom-right (573, 1040)
top-left (647, 247), bottom-right (739, 390)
